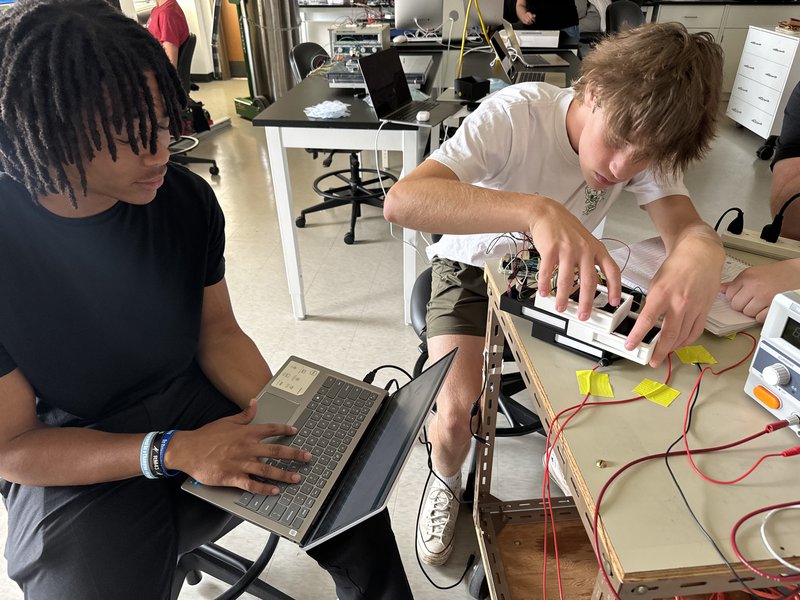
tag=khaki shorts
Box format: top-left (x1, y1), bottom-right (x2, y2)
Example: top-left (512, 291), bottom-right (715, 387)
top-left (426, 257), bottom-right (489, 339)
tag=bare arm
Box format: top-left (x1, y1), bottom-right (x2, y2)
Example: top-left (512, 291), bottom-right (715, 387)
top-left (0, 279), bottom-right (308, 494)
top-left (626, 195), bottom-right (724, 366)
top-left (384, 159), bottom-right (622, 316)
top-left (0, 368), bottom-right (143, 486)
top-left (195, 278), bottom-right (271, 409)
top-left (515, 0), bottom-right (536, 25)
top-left (163, 41), bottom-right (179, 68)
top-left (770, 157), bottom-right (800, 241)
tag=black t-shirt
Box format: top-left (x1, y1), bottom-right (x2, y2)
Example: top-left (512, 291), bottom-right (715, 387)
top-left (520, 0), bottom-right (579, 30)
top-left (0, 165), bottom-right (226, 428)
top-left (773, 80), bottom-right (800, 168)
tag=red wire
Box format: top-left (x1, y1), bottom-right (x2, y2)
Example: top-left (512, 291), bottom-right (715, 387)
top-left (540, 355), bottom-right (674, 598)
top-left (730, 500), bottom-right (800, 584)
top-left (593, 426), bottom-right (772, 600)
top-left (682, 333), bottom-right (759, 484)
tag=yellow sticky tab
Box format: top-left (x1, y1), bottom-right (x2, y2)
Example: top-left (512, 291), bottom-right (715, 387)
top-left (634, 378), bottom-right (681, 407)
top-left (725, 333), bottom-right (737, 340)
top-left (675, 345), bottom-right (717, 365)
top-left (576, 371), bottom-right (614, 398)
top-left (576, 370), bottom-right (593, 395)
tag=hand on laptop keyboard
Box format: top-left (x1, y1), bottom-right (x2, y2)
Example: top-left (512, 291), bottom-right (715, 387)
top-left (174, 401), bottom-right (312, 496)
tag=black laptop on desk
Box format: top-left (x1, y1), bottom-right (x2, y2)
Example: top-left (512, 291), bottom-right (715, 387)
top-left (182, 349), bottom-right (456, 550)
top-left (359, 47), bottom-right (459, 127)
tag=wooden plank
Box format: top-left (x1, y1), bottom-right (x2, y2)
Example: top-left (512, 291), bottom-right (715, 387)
top-left (497, 520), bottom-right (597, 599)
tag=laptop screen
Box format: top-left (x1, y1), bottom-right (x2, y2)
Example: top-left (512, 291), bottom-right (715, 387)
top-left (490, 32), bottom-right (515, 81)
top-left (304, 349), bottom-right (456, 546)
top-left (359, 48), bottom-right (414, 119)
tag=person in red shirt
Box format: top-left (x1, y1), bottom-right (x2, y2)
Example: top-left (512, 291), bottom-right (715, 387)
top-left (147, 0), bottom-right (190, 67)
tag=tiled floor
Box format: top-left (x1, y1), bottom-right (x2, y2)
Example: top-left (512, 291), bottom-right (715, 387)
top-left (0, 78), bottom-right (775, 600)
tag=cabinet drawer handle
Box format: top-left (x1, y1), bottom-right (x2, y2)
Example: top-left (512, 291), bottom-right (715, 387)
top-left (731, 107), bottom-right (742, 114)
top-left (737, 86), bottom-right (748, 92)
top-left (683, 15), bottom-right (698, 18)
top-left (752, 118), bottom-right (763, 125)
top-left (772, 48), bottom-right (786, 53)
top-left (750, 41), bottom-right (763, 46)
top-left (743, 64), bottom-right (755, 69)
top-left (766, 73), bottom-right (777, 78)
top-left (758, 96), bottom-right (769, 103)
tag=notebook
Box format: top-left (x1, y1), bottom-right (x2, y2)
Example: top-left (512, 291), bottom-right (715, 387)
top-left (501, 19), bottom-right (569, 67)
top-left (608, 237), bottom-right (759, 336)
top-left (489, 32), bottom-right (568, 87)
top-left (358, 47), bottom-right (460, 127)
top-left (182, 349), bottom-right (456, 549)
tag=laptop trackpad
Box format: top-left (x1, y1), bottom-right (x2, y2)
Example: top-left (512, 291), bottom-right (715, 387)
top-left (255, 393), bottom-right (300, 425)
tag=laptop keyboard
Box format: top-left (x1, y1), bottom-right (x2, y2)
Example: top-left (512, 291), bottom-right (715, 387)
top-left (234, 376), bottom-right (380, 532)
top-left (516, 71), bottom-right (546, 83)
top-left (389, 98), bottom-right (438, 123)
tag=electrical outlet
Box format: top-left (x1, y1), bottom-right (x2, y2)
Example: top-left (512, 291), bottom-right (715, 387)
top-left (721, 229), bottom-right (800, 260)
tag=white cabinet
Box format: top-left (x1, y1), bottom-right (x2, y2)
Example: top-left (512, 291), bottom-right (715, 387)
top-left (654, 3), bottom-right (799, 94)
top-left (726, 26), bottom-right (800, 141)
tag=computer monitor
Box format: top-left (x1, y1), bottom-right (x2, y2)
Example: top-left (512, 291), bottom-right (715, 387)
top-left (394, 0), bottom-right (503, 34)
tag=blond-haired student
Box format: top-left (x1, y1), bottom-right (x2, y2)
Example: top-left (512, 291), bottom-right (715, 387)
top-left (384, 23), bottom-right (725, 567)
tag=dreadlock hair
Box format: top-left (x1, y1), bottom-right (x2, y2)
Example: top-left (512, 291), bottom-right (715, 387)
top-left (0, 0), bottom-right (186, 206)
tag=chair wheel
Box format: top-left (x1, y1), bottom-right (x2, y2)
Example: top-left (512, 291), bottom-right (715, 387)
top-left (209, 166), bottom-right (220, 176)
top-left (756, 144), bottom-right (774, 160)
top-left (343, 232), bottom-right (355, 245)
top-left (468, 562), bottom-right (489, 599)
top-left (296, 216), bottom-right (306, 228)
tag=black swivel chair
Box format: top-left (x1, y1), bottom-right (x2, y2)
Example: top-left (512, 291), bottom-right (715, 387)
top-left (289, 42), bottom-right (398, 245)
top-left (605, 0), bottom-right (645, 33)
top-left (409, 257), bottom-right (544, 501)
top-left (170, 482), bottom-right (292, 599)
top-left (169, 33), bottom-right (220, 176)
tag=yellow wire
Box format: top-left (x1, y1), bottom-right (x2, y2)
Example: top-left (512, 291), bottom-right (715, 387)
top-left (455, 0), bottom-right (495, 78)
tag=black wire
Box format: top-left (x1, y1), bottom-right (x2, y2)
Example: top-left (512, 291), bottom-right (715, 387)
top-left (713, 207), bottom-right (744, 232)
top-left (414, 426), bottom-right (477, 590)
top-left (363, 364), bottom-right (413, 384)
top-left (777, 192), bottom-right (800, 217)
top-left (663, 364), bottom-right (767, 600)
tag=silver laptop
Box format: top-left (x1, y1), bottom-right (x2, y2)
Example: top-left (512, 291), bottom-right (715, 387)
top-left (501, 19), bottom-right (569, 68)
top-left (182, 350), bottom-right (456, 549)
top-left (490, 31), bottom-right (568, 87)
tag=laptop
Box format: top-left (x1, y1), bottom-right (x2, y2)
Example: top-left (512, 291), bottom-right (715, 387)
top-left (490, 32), bottom-right (568, 87)
top-left (501, 19), bottom-right (569, 68)
top-left (359, 47), bottom-right (460, 127)
top-left (182, 349), bottom-right (456, 550)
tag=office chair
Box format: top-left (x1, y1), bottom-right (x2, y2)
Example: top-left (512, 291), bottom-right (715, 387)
top-left (289, 42), bottom-right (398, 245)
top-left (605, 0), bottom-right (645, 33)
top-left (171, 492), bottom-right (292, 599)
top-left (409, 260), bottom-right (544, 501)
top-left (169, 33), bottom-right (221, 176)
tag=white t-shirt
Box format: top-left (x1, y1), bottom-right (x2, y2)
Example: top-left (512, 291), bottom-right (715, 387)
top-left (425, 83), bottom-right (689, 267)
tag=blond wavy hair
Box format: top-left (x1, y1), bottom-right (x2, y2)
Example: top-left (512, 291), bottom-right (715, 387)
top-left (572, 22), bottom-right (723, 178)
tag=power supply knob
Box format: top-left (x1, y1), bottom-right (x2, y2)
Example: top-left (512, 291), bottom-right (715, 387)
top-left (762, 363), bottom-right (791, 386)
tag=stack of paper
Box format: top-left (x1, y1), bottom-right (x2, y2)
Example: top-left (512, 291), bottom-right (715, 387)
top-left (607, 237), bottom-right (759, 336)
top-left (516, 30), bottom-right (560, 48)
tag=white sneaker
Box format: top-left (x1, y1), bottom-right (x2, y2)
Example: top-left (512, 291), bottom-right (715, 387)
top-left (543, 451), bottom-right (571, 496)
top-left (417, 481), bottom-right (459, 566)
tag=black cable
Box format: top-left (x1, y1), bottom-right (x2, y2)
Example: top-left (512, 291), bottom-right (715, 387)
top-left (414, 426), bottom-right (477, 590)
top-left (363, 364), bottom-right (413, 384)
top-left (713, 207), bottom-right (745, 233)
top-left (662, 365), bottom-right (764, 600)
top-left (761, 192), bottom-right (800, 242)
top-left (214, 533), bottom-right (280, 600)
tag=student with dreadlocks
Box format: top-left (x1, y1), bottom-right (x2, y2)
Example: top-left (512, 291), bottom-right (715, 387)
top-left (0, 1), bottom-right (412, 598)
